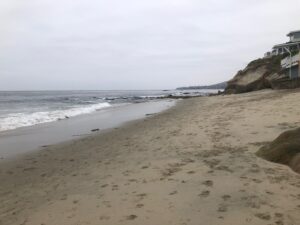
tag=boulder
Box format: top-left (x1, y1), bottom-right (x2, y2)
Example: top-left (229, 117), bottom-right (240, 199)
top-left (256, 128), bottom-right (300, 173)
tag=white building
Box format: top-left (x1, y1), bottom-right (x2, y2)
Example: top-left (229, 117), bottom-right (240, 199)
top-left (281, 52), bottom-right (300, 79)
top-left (281, 53), bottom-right (300, 68)
top-left (271, 30), bottom-right (300, 55)
top-left (287, 30), bottom-right (300, 42)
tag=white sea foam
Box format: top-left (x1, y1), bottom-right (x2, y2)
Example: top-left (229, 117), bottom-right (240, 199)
top-left (0, 102), bottom-right (111, 131)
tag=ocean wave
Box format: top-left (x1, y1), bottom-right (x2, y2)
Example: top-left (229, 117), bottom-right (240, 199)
top-left (0, 102), bottom-right (111, 131)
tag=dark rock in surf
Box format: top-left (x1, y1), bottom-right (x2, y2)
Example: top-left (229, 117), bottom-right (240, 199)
top-left (91, 128), bottom-right (100, 132)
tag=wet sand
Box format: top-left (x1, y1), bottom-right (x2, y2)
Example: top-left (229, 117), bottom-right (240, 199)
top-left (0, 100), bottom-right (174, 158)
top-left (0, 89), bottom-right (300, 225)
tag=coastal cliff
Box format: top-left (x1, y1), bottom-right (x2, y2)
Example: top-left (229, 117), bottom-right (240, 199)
top-left (224, 56), bottom-right (288, 94)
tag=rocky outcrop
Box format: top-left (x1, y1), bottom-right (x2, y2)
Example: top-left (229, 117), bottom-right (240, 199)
top-left (225, 56), bottom-right (288, 94)
top-left (256, 128), bottom-right (300, 173)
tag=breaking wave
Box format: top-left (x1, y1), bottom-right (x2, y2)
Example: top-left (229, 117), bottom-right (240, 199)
top-left (0, 102), bottom-right (111, 131)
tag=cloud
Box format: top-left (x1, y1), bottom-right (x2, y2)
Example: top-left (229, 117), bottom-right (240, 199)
top-left (1, 0), bottom-right (300, 90)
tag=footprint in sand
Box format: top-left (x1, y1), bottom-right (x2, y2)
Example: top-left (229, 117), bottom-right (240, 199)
top-left (126, 215), bottom-right (138, 220)
top-left (252, 178), bottom-right (262, 183)
top-left (275, 220), bottom-right (284, 225)
top-left (128, 178), bottom-right (138, 183)
top-left (202, 180), bottom-right (213, 187)
top-left (60, 194), bottom-right (68, 200)
top-left (215, 165), bottom-right (233, 173)
top-left (199, 190), bottom-right (210, 197)
top-left (112, 184), bottom-right (119, 191)
top-left (99, 215), bottom-right (111, 221)
top-left (182, 158), bottom-right (195, 163)
top-left (136, 203), bottom-right (144, 208)
top-left (136, 193), bottom-right (147, 200)
top-left (218, 204), bottom-right (227, 212)
top-left (103, 201), bottom-right (112, 208)
top-left (169, 190), bottom-right (178, 195)
top-left (222, 195), bottom-right (231, 201)
top-left (254, 213), bottom-right (271, 220)
top-left (274, 213), bottom-right (283, 218)
top-left (40, 173), bottom-right (47, 177)
top-left (265, 190), bottom-right (274, 195)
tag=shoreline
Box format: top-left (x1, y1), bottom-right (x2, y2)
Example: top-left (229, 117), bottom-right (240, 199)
top-left (0, 89), bottom-right (300, 225)
top-left (0, 99), bottom-right (175, 159)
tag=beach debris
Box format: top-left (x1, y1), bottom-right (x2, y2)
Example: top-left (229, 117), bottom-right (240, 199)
top-left (72, 134), bottom-right (90, 137)
top-left (91, 128), bottom-right (100, 132)
top-left (41, 145), bottom-right (51, 148)
top-left (145, 113), bottom-right (156, 116)
top-left (57, 116), bottom-right (70, 121)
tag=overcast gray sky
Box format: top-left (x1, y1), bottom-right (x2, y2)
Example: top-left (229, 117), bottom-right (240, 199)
top-left (1, 0), bottom-right (299, 90)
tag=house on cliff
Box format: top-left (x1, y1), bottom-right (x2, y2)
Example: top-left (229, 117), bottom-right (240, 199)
top-left (264, 31), bottom-right (300, 57)
top-left (281, 53), bottom-right (300, 79)
top-left (225, 31), bottom-right (300, 94)
top-left (270, 30), bottom-right (300, 56)
top-left (263, 30), bottom-right (300, 79)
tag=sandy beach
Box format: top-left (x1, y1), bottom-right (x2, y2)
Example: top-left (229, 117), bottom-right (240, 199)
top-left (0, 89), bottom-right (300, 225)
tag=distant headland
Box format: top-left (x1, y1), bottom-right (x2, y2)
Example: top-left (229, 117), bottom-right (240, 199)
top-left (176, 81), bottom-right (227, 90)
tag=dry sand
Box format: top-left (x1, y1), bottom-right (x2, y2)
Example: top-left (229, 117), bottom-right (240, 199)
top-left (0, 89), bottom-right (300, 225)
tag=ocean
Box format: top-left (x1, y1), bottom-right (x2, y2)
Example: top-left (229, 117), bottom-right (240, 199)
top-left (0, 90), bottom-right (218, 132)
